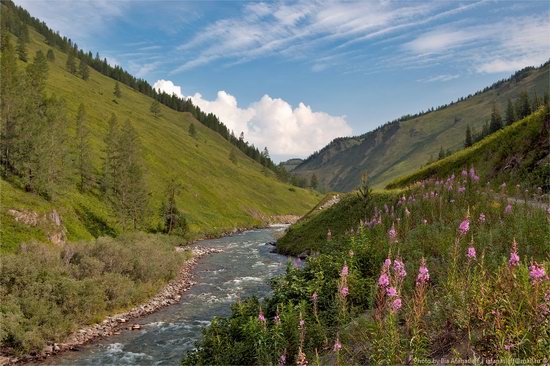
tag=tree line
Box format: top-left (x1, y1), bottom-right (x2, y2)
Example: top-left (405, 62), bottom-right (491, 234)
top-left (0, 0), bottom-right (280, 176)
top-left (0, 34), bottom-right (187, 236)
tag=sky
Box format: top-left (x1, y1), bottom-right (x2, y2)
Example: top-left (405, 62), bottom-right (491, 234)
top-left (14, 0), bottom-right (550, 162)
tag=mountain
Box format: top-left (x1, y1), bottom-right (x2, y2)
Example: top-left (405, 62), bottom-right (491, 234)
top-left (291, 64), bottom-right (549, 191)
top-left (277, 107), bottom-right (549, 256)
top-left (0, 3), bottom-right (320, 251)
top-left (280, 158), bottom-right (304, 172)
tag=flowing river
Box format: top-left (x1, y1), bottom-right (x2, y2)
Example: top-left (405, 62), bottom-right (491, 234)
top-left (42, 226), bottom-right (289, 365)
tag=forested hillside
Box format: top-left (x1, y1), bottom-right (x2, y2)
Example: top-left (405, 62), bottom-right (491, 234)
top-left (0, 2), bottom-right (320, 251)
top-left (292, 63), bottom-right (549, 191)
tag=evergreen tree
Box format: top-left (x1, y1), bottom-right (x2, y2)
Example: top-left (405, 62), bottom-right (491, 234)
top-left (15, 35), bottom-right (27, 62)
top-left (66, 52), bottom-right (76, 74)
top-left (150, 100), bottom-right (161, 117)
top-left (505, 98), bottom-right (515, 125)
top-left (160, 178), bottom-right (188, 236)
top-left (357, 172), bottom-right (372, 213)
top-left (438, 146), bottom-right (445, 160)
top-left (489, 103), bottom-right (502, 133)
top-left (79, 58), bottom-right (89, 80)
top-left (46, 48), bottom-right (55, 62)
top-left (310, 173), bottom-right (318, 189)
top-left (229, 149), bottom-right (238, 164)
top-left (188, 123), bottom-right (197, 138)
top-left (113, 121), bottom-right (148, 229)
top-left (101, 113), bottom-right (119, 194)
top-left (516, 91), bottom-right (531, 119)
top-left (464, 125), bottom-right (473, 147)
top-left (26, 50), bottom-right (48, 92)
top-left (75, 103), bottom-right (93, 192)
top-left (113, 82), bottom-right (122, 98)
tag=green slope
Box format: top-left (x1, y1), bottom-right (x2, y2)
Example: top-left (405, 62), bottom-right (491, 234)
top-left (292, 64), bottom-right (549, 191)
top-left (0, 26), bottom-right (321, 251)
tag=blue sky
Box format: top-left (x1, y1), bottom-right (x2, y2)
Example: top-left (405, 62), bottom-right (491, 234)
top-left (15, 0), bottom-right (550, 162)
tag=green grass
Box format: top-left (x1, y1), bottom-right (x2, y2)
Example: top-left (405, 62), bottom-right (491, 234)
top-left (386, 109), bottom-right (549, 190)
top-left (0, 27), bottom-right (321, 250)
top-left (293, 65), bottom-right (549, 191)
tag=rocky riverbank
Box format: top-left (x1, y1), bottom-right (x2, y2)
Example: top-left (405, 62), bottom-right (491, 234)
top-left (1, 246), bottom-right (222, 365)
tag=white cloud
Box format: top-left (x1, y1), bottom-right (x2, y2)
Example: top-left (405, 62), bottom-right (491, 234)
top-left (419, 74), bottom-right (460, 83)
top-left (153, 80), bottom-right (352, 159)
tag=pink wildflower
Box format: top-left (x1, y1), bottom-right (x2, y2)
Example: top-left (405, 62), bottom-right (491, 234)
top-left (393, 258), bottom-right (407, 279)
top-left (388, 224), bottom-right (397, 242)
top-left (384, 258), bottom-right (392, 268)
top-left (340, 286), bottom-right (349, 298)
top-left (508, 239), bottom-right (520, 267)
top-left (458, 186), bottom-right (466, 193)
top-left (467, 246), bottom-right (477, 260)
top-left (461, 169), bottom-right (468, 177)
top-left (274, 313), bottom-right (281, 325)
top-left (333, 339), bottom-right (342, 352)
top-left (504, 344), bottom-right (513, 351)
top-left (469, 166), bottom-right (476, 179)
top-left (258, 310), bottom-right (266, 323)
top-left (391, 297), bottom-right (402, 312)
top-left (458, 218), bottom-right (470, 236)
top-left (311, 292), bottom-right (318, 302)
top-left (529, 263), bottom-right (546, 284)
top-left (416, 258), bottom-right (430, 286)
top-left (378, 273), bottom-right (389, 288)
top-left (341, 263), bottom-right (349, 277)
top-left (278, 353), bottom-right (286, 366)
top-left (479, 213), bottom-right (486, 223)
top-left (386, 287), bottom-right (397, 297)
top-left (504, 204), bottom-right (512, 214)
top-left (299, 319), bottom-right (305, 329)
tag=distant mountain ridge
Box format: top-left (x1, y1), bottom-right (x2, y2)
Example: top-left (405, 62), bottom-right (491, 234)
top-left (292, 63), bottom-right (549, 191)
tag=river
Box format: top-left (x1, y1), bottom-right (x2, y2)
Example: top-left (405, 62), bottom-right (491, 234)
top-left (41, 226), bottom-right (289, 365)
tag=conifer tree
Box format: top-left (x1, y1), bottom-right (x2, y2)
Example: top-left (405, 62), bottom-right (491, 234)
top-left (79, 58), bottom-right (89, 80)
top-left (113, 82), bottom-right (122, 98)
top-left (101, 113), bottom-right (119, 194)
top-left (66, 52), bottom-right (77, 74)
top-left (150, 100), bottom-right (161, 117)
top-left (188, 123), bottom-right (197, 138)
top-left (75, 103), bottom-right (93, 191)
top-left (16, 35), bottom-right (27, 62)
top-left (516, 91), bottom-right (531, 119)
top-left (438, 146), bottom-right (445, 160)
top-left (160, 177), bottom-right (188, 236)
top-left (505, 98), bottom-right (515, 125)
top-left (464, 125), bottom-right (473, 147)
top-left (46, 48), bottom-right (55, 62)
top-left (489, 103), bottom-right (502, 133)
top-left (26, 50), bottom-right (48, 92)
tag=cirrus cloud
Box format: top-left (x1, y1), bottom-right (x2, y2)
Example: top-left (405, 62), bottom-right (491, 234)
top-left (153, 79), bottom-right (352, 160)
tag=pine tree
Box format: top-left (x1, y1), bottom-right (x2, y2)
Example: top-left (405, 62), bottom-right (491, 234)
top-left (79, 58), bottom-right (89, 80)
top-left (438, 146), bottom-right (445, 160)
top-left (66, 52), bottom-right (77, 74)
top-left (100, 113), bottom-right (119, 194)
top-left (489, 103), bottom-right (502, 133)
top-left (516, 91), bottom-right (531, 119)
top-left (160, 178), bottom-right (188, 236)
top-left (464, 125), bottom-right (473, 147)
top-left (46, 48), bottom-right (55, 62)
top-left (150, 100), bottom-right (161, 117)
top-left (75, 103), bottom-right (93, 192)
top-left (188, 123), bottom-right (197, 138)
top-left (113, 121), bottom-right (148, 229)
top-left (113, 82), bottom-right (122, 98)
top-left (505, 98), bottom-right (515, 125)
top-left (26, 50), bottom-right (48, 92)
top-left (229, 149), bottom-right (238, 164)
top-left (16, 35), bottom-right (27, 62)
top-left (310, 173), bottom-right (318, 189)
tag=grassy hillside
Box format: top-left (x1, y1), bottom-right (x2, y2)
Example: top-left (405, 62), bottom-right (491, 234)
top-left (292, 64), bottom-right (549, 191)
top-left (0, 26), bottom-right (321, 251)
top-left (387, 108), bottom-right (549, 190)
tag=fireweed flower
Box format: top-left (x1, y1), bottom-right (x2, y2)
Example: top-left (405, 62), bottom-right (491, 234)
top-left (479, 213), bottom-right (486, 223)
top-left (258, 310), bottom-right (266, 323)
top-left (529, 263), bottom-right (546, 284)
top-left (393, 258), bottom-right (407, 279)
top-left (274, 313), bottom-right (281, 325)
top-left (384, 258), bottom-right (392, 268)
top-left (386, 287), bottom-right (398, 297)
top-left (388, 224), bottom-right (397, 242)
top-left (341, 263), bottom-right (349, 277)
top-left (333, 338), bottom-right (342, 352)
top-left (278, 353), bottom-right (286, 366)
top-left (311, 292), bottom-right (318, 302)
top-left (504, 204), bottom-right (512, 214)
top-left (391, 297), bottom-right (402, 312)
top-left (458, 218), bottom-right (470, 236)
top-left (416, 258), bottom-right (430, 285)
top-left (378, 272), bottom-right (389, 288)
top-left (458, 186), bottom-right (466, 193)
top-left (509, 239), bottom-right (520, 267)
top-left (467, 246), bottom-right (477, 260)
top-left (461, 169), bottom-right (468, 177)
top-left (469, 166), bottom-right (476, 178)
top-left (340, 286), bottom-right (349, 298)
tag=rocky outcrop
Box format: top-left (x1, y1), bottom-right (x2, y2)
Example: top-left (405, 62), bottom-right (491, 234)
top-left (6, 209), bottom-right (66, 245)
top-left (3, 246), bottom-right (222, 365)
